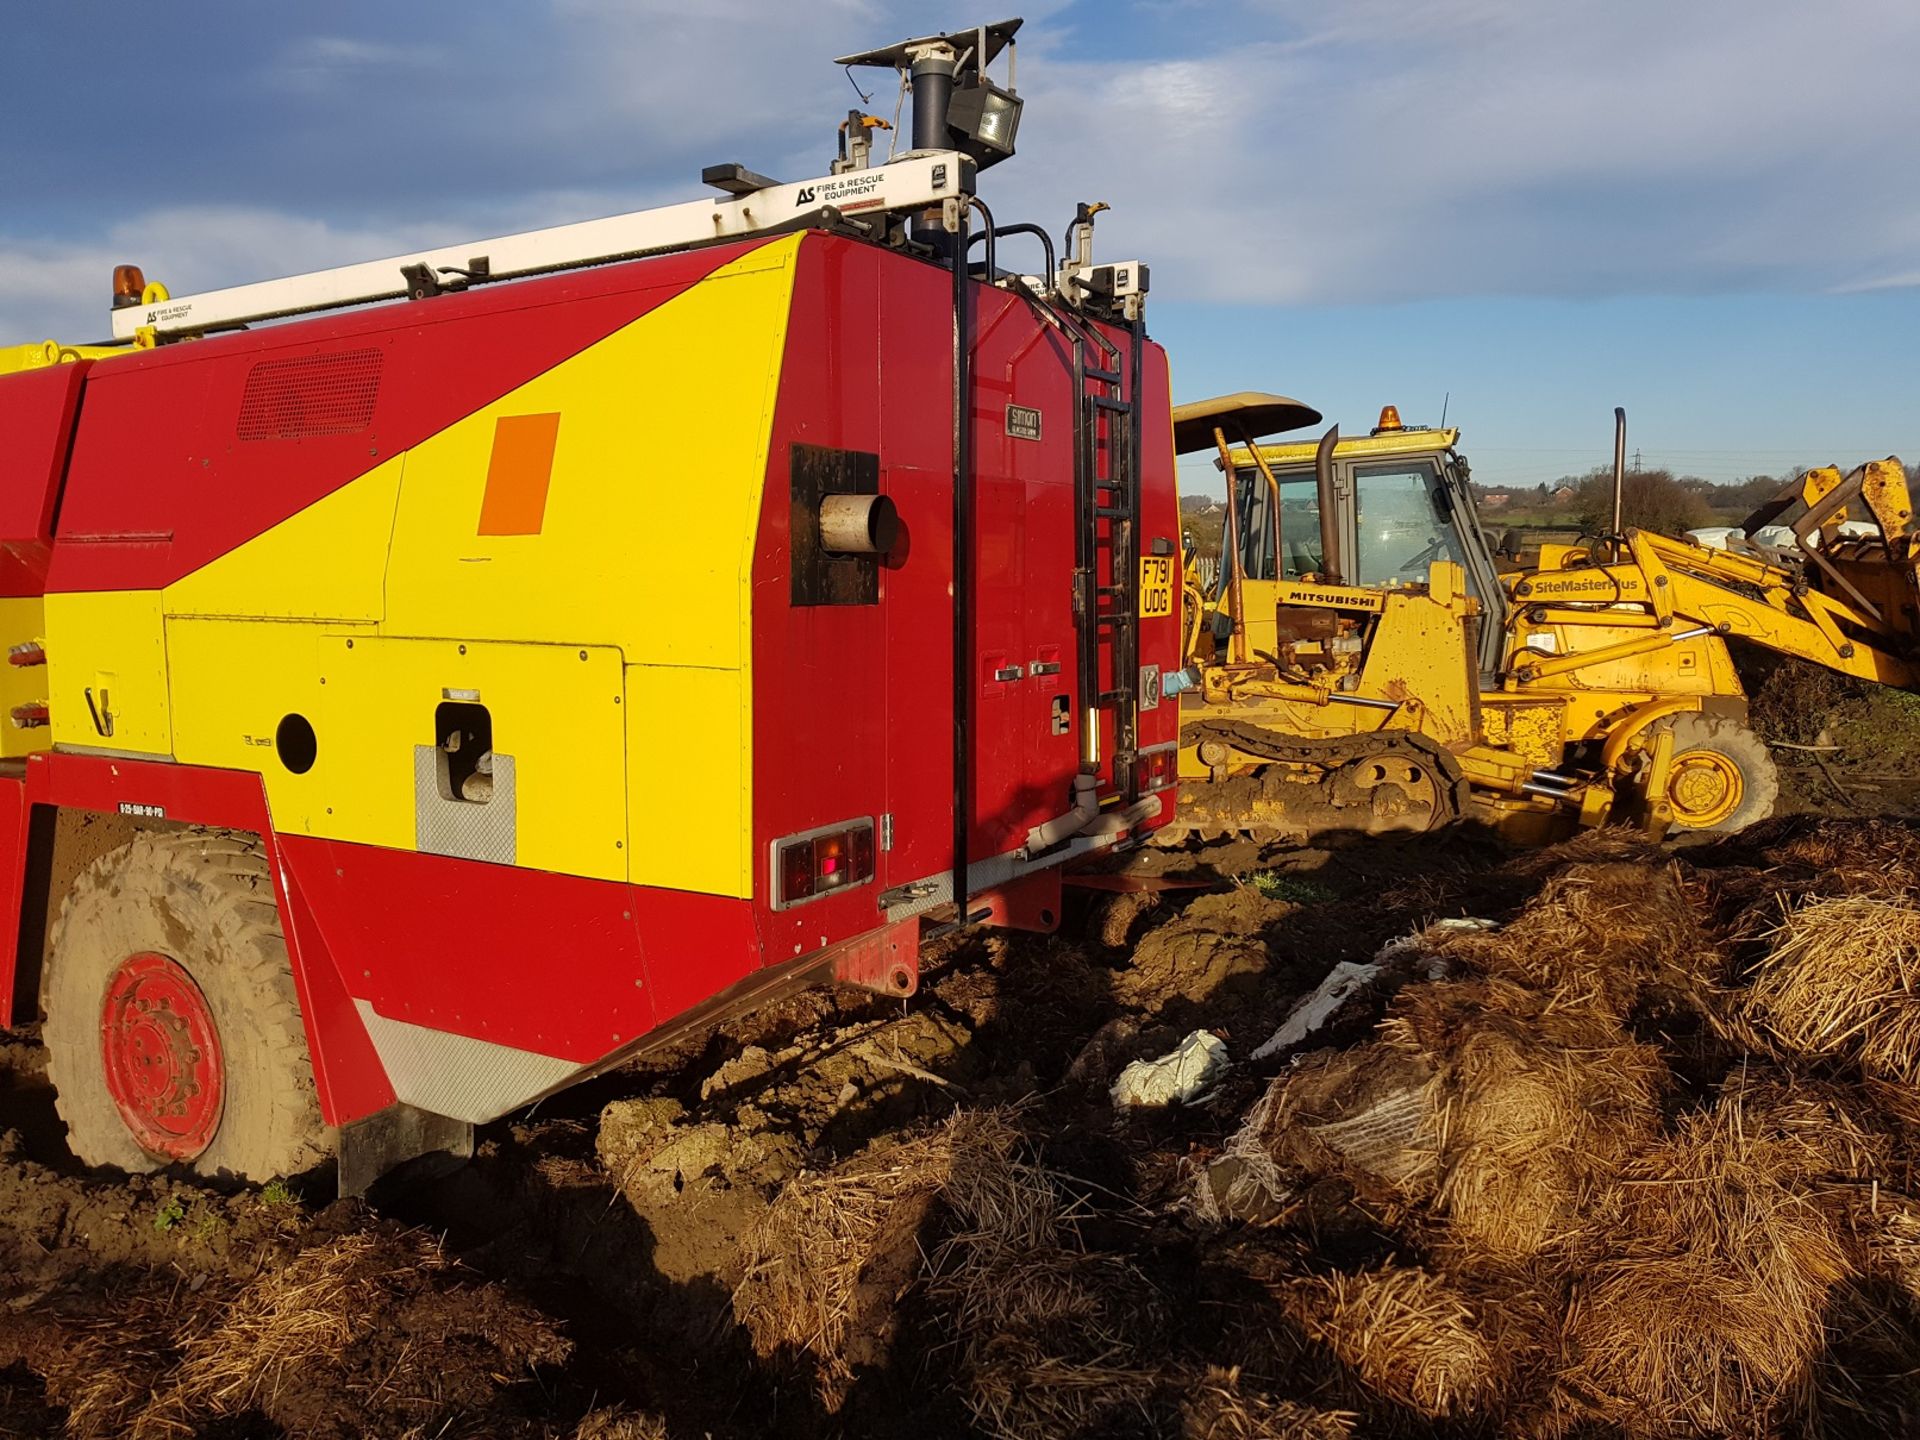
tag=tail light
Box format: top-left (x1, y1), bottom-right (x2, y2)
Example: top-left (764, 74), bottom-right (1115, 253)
top-left (1135, 744), bottom-right (1177, 794)
top-left (772, 818), bottom-right (877, 910)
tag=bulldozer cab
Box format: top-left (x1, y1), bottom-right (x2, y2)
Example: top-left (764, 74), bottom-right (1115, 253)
top-left (1182, 399), bottom-right (1508, 678)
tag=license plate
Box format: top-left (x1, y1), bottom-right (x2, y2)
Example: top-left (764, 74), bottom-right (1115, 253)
top-left (1138, 555), bottom-right (1175, 618)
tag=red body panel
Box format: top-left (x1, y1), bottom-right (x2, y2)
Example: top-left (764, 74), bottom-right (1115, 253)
top-left (278, 836), bottom-right (655, 1060)
top-left (0, 232), bottom-right (1184, 1138)
top-left (46, 240), bottom-right (770, 595)
top-left (749, 239), bottom-right (1180, 929)
top-left (0, 361), bottom-right (90, 595)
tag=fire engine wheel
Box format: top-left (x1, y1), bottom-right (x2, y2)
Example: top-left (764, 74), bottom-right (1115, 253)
top-left (42, 829), bottom-right (331, 1181)
top-left (1656, 713), bottom-right (1779, 834)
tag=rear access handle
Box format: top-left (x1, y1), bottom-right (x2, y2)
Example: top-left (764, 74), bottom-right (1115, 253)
top-left (84, 686), bottom-right (114, 738)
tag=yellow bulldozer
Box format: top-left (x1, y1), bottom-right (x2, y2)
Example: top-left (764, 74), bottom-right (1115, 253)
top-left (1166, 393), bottom-right (1918, 844)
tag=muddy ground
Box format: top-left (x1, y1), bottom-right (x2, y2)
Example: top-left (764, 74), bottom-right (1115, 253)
top-left (6, 757), bottom-right (1920, 1436)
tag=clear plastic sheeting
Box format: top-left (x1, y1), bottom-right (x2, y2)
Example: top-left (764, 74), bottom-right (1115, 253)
top-left (1251, 961), bottom-right (1383, 1061)
top-left (1251, 918), bottom-right (1496, 1062)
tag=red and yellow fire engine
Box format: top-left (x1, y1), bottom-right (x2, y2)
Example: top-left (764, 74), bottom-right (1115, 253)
top-left (0, 20), bottom-right (1181, 1186)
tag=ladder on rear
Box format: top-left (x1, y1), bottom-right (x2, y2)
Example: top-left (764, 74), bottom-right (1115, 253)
top-left (1062, 311), bottom-right (1145, 799)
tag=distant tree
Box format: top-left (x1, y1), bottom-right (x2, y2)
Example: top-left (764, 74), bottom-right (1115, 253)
top-left (1714, 474), bottom-right (1787, 519)
top-left (1573, 467), bottom-right (1710, 536)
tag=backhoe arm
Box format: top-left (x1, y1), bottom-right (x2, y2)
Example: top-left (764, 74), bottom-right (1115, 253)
top-left (1506, 523), bottom-right (1920, 690)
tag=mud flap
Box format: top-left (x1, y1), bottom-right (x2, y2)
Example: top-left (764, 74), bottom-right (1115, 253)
top-left (974, 867), bottom-right (1063, 934)
top-left (828, 916), bottom-right (922, 998)
top-left (337, 1102), bottom-right (475, 1197)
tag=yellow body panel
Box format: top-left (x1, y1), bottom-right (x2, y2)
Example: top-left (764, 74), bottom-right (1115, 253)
top-left (381, 240), bottom-right (796, 665)
top-left (1507, 622), bottom-right (1735, 700)
top-left (1479, 699), bottom-right (1563, 770)
top-left (168, 619), bottom-right (332, 835)
top-left (35, 238), bottom-right (799, 893)
top-left (1356, 590), bottom-right (1478, 745)
top-left (319, 637), bottom-right (629, 881)
top-left (45, 591), bottom-right (171, 755)
top-left (166, 458), bottom-right (404, 622)
top-left (0, 598), bottom-right (49, 758)
top-left (625, 663), bottom-right (750, 896)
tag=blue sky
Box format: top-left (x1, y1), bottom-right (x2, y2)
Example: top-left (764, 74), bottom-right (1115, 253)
top-left (6, 1), bottom-right (1916, 494)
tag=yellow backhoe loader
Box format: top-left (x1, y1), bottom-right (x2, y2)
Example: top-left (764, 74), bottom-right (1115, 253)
top-left (1167, 395), bottom-right (1917, 843)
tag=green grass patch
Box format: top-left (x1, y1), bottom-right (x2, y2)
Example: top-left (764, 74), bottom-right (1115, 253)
top-left (152, 1195), bottom-right (186, 1233)
top-left (1246, 871), bottom-right (1337, 904)
top-left (259, 1178), bottom-right (299, 1210)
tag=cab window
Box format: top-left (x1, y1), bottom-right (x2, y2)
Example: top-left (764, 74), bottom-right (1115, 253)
top-left (1352, 461), bottom-right (1465, 588)
top-left (1230, 468), bottom-right (1323, 583)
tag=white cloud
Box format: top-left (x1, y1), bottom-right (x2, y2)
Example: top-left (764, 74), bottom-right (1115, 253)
top-left (1833, 270), bottom-right (1920, 294)
top-left (0, 208), bottom-right (443, 343)
top-left (5, 0), bottom-right (1917, 343)
top-left (998, 0), bottom-right (1920, 304)
top-left (268, 35), bottom-right (445, 94)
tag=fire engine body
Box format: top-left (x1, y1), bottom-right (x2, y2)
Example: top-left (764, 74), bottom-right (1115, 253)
top-left (0, 22), bottom-right (1181, 1182)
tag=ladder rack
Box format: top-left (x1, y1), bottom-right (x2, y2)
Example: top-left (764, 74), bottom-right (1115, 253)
top-left (112, 152), bottom-right (973, 341)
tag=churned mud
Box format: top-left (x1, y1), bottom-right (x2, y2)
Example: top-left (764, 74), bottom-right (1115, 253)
top-left (7, 810), bottom-right (1920, 1437)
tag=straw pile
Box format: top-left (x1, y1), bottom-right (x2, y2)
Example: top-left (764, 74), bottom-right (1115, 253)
top-left (738, 1105), bottom-right (1179, 1438)
top-left (1179, 1366), bottom-right (1357, 1440)
top-left (1206, 977), bottom-right (1664, 1260)
top-left (932, 1242), bottom-right (1166, 1440)
top-left (921, 1126), bottom-right (1172, 1440)
top-left (1384, 980), bottom-right (1666, 1262)
top-left (733, 1108), bottom-right (1036, 1406)
top-left (1747, 895), bottom-right (1920, 1084)
top-left (1185, 826), bottom-right (1920, 1436)
top-left (1715, 1066), bottom-right (1916, 1186)
top-left (160, 1233), bottom-right (383, 1414)
top-left (1555, 1105), bottom-right (1848, 1436)
top-left (0, 1292), bottom-right (178, 1440)
top-left (1293, 1266), bottom-right (1497, 1419)
top-left (1762, 818), bottom-right (1920, 897)
top-left (1705, 819), bottom-right (1920, 940)
top-left (572, 1407), bottom-right (672, 1440)
top-left (1428, 860), bottom-right (1722, 1019)
top-left (146, 1225), bottom-right (568, 1434)
top-left (740, 1106), bottom-right (1375, 1440)
top-left (0, 1224), bottom-right (569, 1440)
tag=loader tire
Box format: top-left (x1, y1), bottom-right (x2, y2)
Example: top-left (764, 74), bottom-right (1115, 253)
top-left (1657, 713), bottom-right (1778, 834)
top-left (42, 829), bottom-right (332, 1181)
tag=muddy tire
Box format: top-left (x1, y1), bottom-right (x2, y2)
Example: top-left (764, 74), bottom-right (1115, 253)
top-left (1658, 713), bottom-right (1779, 834)
top-left (41, 828), bottom-right (332, 1181)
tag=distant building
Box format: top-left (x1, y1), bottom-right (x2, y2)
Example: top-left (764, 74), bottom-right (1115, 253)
top-left (1550, 485), bottom-right (1578, 502)
top-left (1481, 492), bottom-right (1511, 510)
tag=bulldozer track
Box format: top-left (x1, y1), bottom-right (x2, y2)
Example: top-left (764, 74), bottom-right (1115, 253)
top-left (1164, 722), bottom-right (1475, 844)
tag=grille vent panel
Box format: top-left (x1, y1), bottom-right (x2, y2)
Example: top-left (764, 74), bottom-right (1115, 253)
top-left (236, 349), bottom-right (383, 441)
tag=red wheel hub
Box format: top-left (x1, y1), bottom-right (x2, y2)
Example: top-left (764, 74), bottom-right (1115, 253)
top-left (100, 952), bottom-right (224, 1160)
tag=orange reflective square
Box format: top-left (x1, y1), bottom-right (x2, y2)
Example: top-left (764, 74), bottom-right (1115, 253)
top-left (477, 412), bottom-right (561, 536)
